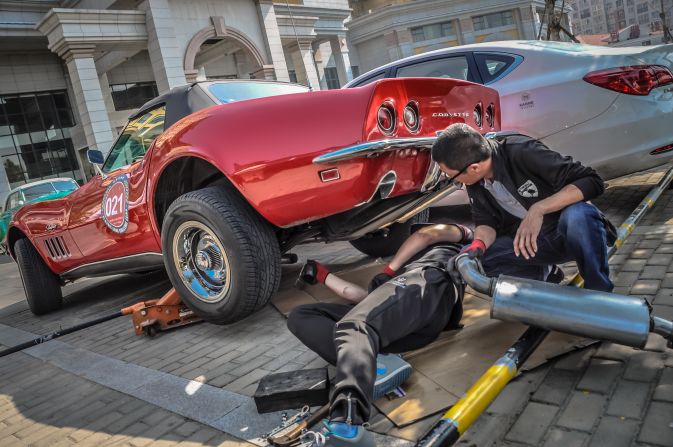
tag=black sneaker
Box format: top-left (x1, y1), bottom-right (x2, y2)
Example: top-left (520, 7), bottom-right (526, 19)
top-left (546, 265), bottom-right (565, 284)
top-left (296, 260), bottom-right (318, 289)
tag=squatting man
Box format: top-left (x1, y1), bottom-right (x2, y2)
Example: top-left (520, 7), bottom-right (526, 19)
top-left (286, 123), bottom-right (614, 446)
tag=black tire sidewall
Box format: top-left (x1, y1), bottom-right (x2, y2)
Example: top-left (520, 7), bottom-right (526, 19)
top-left (161, 187), bottom-right (280, 324)
top-left (14, 238), bottom-right (62, 314)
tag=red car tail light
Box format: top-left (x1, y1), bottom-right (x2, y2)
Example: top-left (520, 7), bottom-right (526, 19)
top-left (377, 104), bottom-right (396, 135)
top-left (485, 103), bottom-right (495, 128)
top-left (473, 102), bottom-right (483, 128)
top-left (403, 102), bottom-right (420, 132)
top-left (583, 65), bottom-right (673, 96)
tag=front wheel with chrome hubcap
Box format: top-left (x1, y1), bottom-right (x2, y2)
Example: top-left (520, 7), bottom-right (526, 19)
top-left (161, 186), bottom-right (281, 324)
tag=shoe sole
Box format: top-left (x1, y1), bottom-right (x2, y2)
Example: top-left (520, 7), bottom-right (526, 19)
top-left (373, 364), bottom-right (412, 400)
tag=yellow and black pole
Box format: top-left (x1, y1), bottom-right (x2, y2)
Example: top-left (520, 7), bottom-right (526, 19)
top-left (416, 165), bottom-right (673, 447)
top-left (419, 326), bottom-right (548, 446)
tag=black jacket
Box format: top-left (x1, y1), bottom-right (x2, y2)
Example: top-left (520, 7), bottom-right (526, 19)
top-left (466, 134), bottom-right (605, 236)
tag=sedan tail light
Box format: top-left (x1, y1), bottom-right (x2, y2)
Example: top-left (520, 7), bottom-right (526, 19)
top-left (377, 104), bottom-right (396, 135)
top-left (583, 65), bottom-right (673, 96)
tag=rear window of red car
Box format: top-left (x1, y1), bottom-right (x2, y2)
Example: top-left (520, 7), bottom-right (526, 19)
top-left (208, 82), bottom-right (309, 104)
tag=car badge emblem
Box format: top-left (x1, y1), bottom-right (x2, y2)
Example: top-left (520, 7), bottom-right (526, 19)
top-left (46, 223), bottom-right (57, 232)
top-left (101, 174), bottom-right (130, 234)
top-left (519, 92), bottom-right (534, 110)
top-left (432, 112), bottom-right (470, 118)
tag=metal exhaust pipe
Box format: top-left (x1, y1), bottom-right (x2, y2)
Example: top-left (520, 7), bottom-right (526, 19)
top-left (491, 275), bottom-right (651, 348)
top-left (455, 255), bottom-right (670, 348)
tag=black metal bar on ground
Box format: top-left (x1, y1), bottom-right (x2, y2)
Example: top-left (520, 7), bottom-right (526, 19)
top-left (0, 311), bottom-right (123, 358)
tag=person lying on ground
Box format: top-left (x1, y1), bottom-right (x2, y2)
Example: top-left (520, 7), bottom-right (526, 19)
top-left (287, 222), bottom-right (472, 447)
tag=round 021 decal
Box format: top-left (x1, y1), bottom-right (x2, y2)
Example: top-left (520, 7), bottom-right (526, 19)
top-left (101, 174), bottom-right (129, 233)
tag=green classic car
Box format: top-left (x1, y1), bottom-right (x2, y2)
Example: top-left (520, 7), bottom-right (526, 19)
top-left (0, 178), bottom-right (79, 254)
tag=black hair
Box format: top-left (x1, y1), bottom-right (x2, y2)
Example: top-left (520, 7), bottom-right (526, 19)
top-left (431, 123), bottom-right (492, 170)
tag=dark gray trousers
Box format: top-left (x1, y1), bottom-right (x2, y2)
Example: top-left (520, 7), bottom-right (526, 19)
top-left (287, 265), bottom-right (460, 424)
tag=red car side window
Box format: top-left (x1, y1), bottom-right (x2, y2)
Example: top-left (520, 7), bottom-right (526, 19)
top-left (102, 105), bottom-right (166, 173)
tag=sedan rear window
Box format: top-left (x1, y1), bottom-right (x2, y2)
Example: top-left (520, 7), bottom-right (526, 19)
top-left (474, 53), bottom-right (520, 84)
top-left (208, 82), bottom-right (309, 104)
top-left (395, 56), bottom-right (470, 80)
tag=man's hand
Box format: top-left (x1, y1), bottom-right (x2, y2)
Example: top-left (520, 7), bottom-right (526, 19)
top-left (368, 265), bottom-right (397, 293)
top-left (514, 205), bottom-right (544, 259)
top-left (459, 239), bottom-right (486, 259)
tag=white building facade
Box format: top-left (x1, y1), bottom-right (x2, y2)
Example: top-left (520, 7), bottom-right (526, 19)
top-left (345, 0), bottom-right (558, 74)
top-left (0, 0), bottom-right (354, 204)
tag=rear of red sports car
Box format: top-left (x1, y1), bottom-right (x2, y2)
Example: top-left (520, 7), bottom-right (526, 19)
top-left (150, 77), bottom-right (500, 323)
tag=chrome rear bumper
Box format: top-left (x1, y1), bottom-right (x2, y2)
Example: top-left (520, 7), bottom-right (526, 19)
top-left (313, 136), bottom-right (442, 192)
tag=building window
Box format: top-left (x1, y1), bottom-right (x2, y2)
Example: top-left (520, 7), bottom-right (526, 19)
top-left (616, 0), bottom-right (623, 6)
top-left (324, 67), bottom-right (340, 89)
top-left (351, 66), bottom-right (360, 78)
top-left (581, 8), bottom-right (592, 18)
top-left (472, 11), bottom-right (514, 31)
top-left (636, 2), bottom-right (648, 13)
top-left (0, 90), bottom-right (81, 189)
top-left (410, 21), bottom-right (454, 42)
top-left (110, 82), bottom-right (159, 111)
top-left (288, 70), bottom-right (298, 84)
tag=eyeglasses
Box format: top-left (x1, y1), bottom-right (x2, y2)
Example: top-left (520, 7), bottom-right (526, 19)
top-left (443, 162), bottom-right (473, 187)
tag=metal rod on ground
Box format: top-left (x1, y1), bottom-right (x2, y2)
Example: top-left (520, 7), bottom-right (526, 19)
top-left (0, 311), bottom-right (124, 358)
top-left (416, 164), bottom-right (673, 447)
top-left (0, 288), bottom-right (189, 357)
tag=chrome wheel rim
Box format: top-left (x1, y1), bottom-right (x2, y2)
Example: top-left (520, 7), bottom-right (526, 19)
top-left (172, 221), bottom-right (231, 303)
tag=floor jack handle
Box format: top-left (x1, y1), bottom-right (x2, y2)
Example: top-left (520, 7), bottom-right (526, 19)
top-left (0, 311), bottom-right (123, 358)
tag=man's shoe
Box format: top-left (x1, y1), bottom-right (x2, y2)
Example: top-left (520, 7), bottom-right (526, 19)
top-left (302, 421), bottom-right (375, 447)
top-left (546, 265), bottom-right (565, 284)
top-left (296, 260), bottom-right (319, 288)
top-left (373, 354), bottom-right (413, 400)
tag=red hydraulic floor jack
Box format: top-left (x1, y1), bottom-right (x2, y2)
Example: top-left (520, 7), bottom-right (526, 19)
top-left (122, 288), bottom-right (202, 336)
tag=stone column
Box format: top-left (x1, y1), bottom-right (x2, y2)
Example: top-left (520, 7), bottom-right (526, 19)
top-left (0, 161), bottom-right (10, 206)
top-left (329, 36), bottom-right (353, 86)
top-left (459, 17), bottom-right (476, 44)
top-left (60, 45), bottom-right (116, 157)
top-left (142, 0), bottom-right (186, 93)
top-left (518, 6), bottom-right (538, 40)
top-left (384, 31), bottom-right (402, 61)
top-left (98, 73), bottom-right (116, 115)
top-left (312, 43), bottom-right (328, 90)
top-left (396, 28), bottom-right (414, 58)
top-left (256, 0), bottom-right (290, 82)
top-left (289, 41), bottom-right (321, 90)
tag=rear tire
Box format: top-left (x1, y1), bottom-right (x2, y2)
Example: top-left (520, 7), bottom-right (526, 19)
top-left (161, 186), bottom-right (281, 324)
top-left (14, 238), bottom-right (63, 314)
top-left (350, 209), bottom-right (431, 258)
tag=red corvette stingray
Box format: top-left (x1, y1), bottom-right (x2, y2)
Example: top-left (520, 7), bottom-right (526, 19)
top-left (6, 78), bottom-right (499, 323)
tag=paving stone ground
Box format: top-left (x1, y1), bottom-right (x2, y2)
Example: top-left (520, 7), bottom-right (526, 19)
top-left (0, 165), bottom-right (672, 446)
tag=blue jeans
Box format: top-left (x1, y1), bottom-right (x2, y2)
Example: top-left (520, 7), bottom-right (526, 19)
top-left (482, 202), bottom-right (614, 292)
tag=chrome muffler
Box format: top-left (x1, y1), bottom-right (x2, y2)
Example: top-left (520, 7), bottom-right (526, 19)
top-left (455, 255), bottom-right (671, 349)
top-left (491, 275), bottom-right (651, 348)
